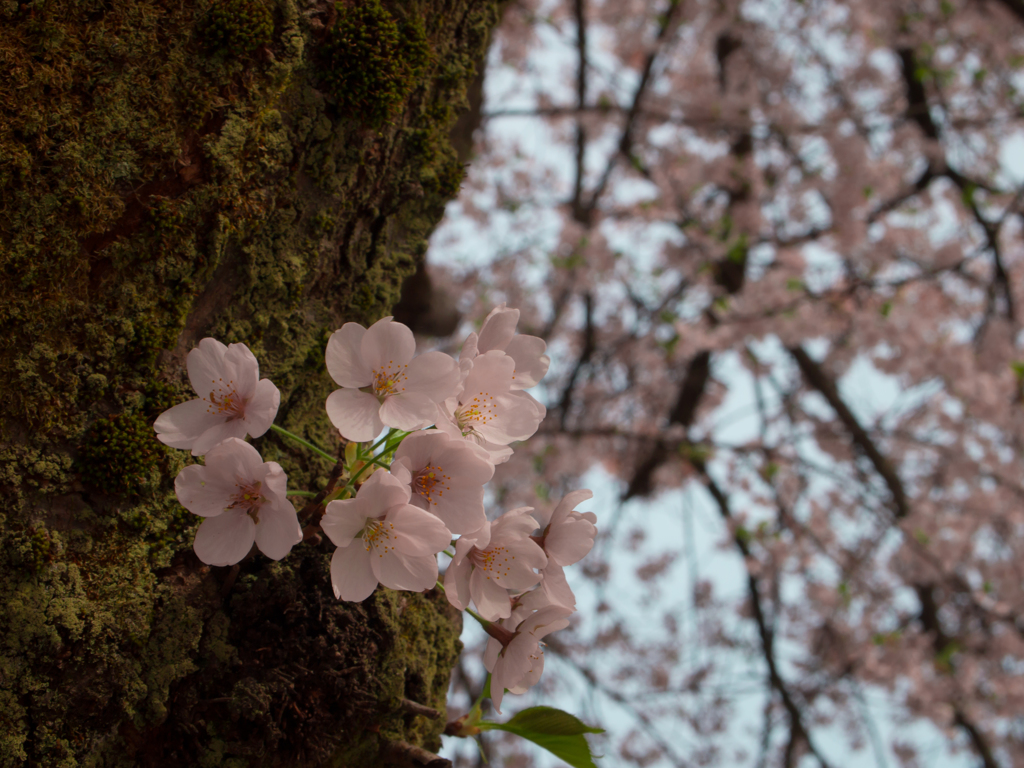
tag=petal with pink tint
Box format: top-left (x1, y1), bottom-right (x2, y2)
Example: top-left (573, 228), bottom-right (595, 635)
top-left (404, 351), bottom-right (461, 401)
top-left (521, 605), bottom-right (572, 638)
top-left (379, 391), bottom-right (439, 431)
top-left (186, 338), bottom-right (230, 396)
top-left (321, 498), bottom-right (373, 548)
top-left (193, 510), bottom-right (256, 566)
top-left (477, 306), bottom-right (519, 352)
top-left (390, 460), bottom-right (412, 486)
top-left (331, 544), bottom-right (378, 601)
top-left (483, 637), bottom-right (501, 672)
top-left (453, 524), bottom-right (490, 564)
top-left (393, 430), bottom-right (437, 468)
top-left (470, 393), bottom-right (540, 445)
top-left (355, 471), bottom-right (412, 512)
top-left (505, 334), bottom-right (550, 389)
top-left (470, 567), bottom-right (513, 620)
top-left (261, 462), bottom-right (288, 502)
top-left (460, 331), bottom-right (480, 361)
top-left (545, 515), bottom-right (597, 566)
top-left (190, 418), bottom-right (250, 456)
top-left (511, 390), bottom-right (547, 422)
top-left (155, 399), bottom-right (227, 450)
top-left (444, 557), bottom-right (472, 610)
top-left (326, 388), bottom-right (384, 442)
top-left (550, 489), bottom-right (594, 526)
top-left (388, 504), bottom-right (452, 557)
top-left (511, 652), bottom-right (545, 694)
top-left (254, 499), bottom-right (302, 560)
top-left (462, 350), bottom-right (515, 395)
top-left (361, 317), bottom-right (416, 371)
top-left (540, 561), bottom-right (577, 610)
top-left (205, 437), bottom-right (266, 482)
top-left (326, 323), bottom-right (372, 389)
top-left (174, 464), bottom-right (234, 517)
top-left (372, 550), bottom-right (437, 592)
top-left (242, 378), bottom-right (280, 437)
top-left (224, 343), bottom-right (260, 400)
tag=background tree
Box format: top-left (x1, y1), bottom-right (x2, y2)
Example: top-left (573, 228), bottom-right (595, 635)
top-left (432, 0), bottom-right (1024, 765)
top-left (0, 1), bottom-right (500, 765)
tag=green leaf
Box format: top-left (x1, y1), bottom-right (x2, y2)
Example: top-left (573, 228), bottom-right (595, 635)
top-left (479, 707), bottom-right (604, 768)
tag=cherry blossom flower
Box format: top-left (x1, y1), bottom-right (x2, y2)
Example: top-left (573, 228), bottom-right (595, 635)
top-left (154, 338), bottom-right (280, 456)
top-left (532, 490), bottom-right (597, 609)
top-left (483, 600), bottom-right (573, 713)
top-left (321, 470), bottom-right (452, 602)
top-left (435, 350), bottom-right (546, 463)
top-left (324, 317), bottom-right (461, 442)
top-left (443, 507), bottom-right (547, 620)
top-left (390, 430), bottom-right (493, 534)
top-left (461, 303), bottom-right (550, 389)
top-left (174, 437), bottom-right (302, 566)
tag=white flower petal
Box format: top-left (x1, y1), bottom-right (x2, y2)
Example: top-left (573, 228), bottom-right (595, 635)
top-left (321, 498), bottom-right (372, 548)
top-left (204, 437), bottom-right (266, 480)
top-left (443, 557), bottom-right (472, 610)
top-left (361, 316), bottom-right (416, 371)
top-left (174, 464), bottom-right (234, 517)
top-left (331, 544), bottom-right (378, 601)
top-left (254, 498), bottom-right (302, 560)
top-left (389, 504), bottom-right (452, 557)
top-left (193, 510), bottom-right (256, 566)
top-left (540, 561), bottom-right (577, 610)
top-left (224, 342), bottom-right (260, 400)
top-left (356, 470), bottom-right (412, 510)
top-left (403, 351), bottom-right (461, 402)
top-left (326, 388), bottom-right (384, 442)
top-left (460, 331), bottom-right (480, 361)
top-left (470, 567), bottom-right (513, 620)
top-left (505, 334), bottom-right (549, 389)
top-left (326, 323), bottom-right (372, 388)
top-left (242, 378), bottom-right (280, 437)
top-left (372, 550), bottom-right (438, 592)
top-left (154, 398), bottom-right (227, 450)
top-left (477, 305), bottom-right (519, 352)
top-left (190, 418), bottom-right (249, 456)
top-left (379, 391), bottom-right (439, 431)
top-left (186, 338), bottom-right (229, 396)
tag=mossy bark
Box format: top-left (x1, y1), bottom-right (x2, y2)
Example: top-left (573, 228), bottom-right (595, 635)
top-left (0, 0), bottom-right (499, 765)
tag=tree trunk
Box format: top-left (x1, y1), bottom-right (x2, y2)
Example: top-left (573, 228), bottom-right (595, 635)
top-left (0, 1), bottom-right (498, 765)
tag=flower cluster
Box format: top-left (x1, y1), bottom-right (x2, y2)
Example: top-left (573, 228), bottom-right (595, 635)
top-left (155, 304), bottom-right (596, 715)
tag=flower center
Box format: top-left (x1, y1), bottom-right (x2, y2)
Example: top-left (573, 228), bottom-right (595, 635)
top-left (370, 363), bottom-right (409, 399)
top-left (206, 377), bottom-right (245, 418)
top-left (413, 464), bottom-right (451, 507)
top-left (456, 392), bottom-right (498, 437)
top-left (469, 544), bottom-right (514, 580)
top-left (362, 517), bottom-right (397, 556)
top-left (227, 480), bottom-right (264, 524)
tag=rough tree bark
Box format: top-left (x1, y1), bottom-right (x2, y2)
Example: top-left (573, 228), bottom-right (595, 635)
top-left (0, 0), bottom-right (499, 765)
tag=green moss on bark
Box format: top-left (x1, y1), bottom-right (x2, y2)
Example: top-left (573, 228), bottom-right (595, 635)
top-left (0, 0), bottom-right (499, 764)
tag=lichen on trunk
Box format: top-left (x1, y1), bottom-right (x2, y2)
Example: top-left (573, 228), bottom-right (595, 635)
top-left (0, 0), bottom-right (499, 765)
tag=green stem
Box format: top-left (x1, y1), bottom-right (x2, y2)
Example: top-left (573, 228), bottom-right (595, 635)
top-left (465, 606), bottom-right (491, 628)
top-left (368, 429), bottom-right (396, 454)
top-left (343, 453), bottom-right (390, 491)
top-left (472, 673), bottom-right (492, 713)
top-left (270, 424), bottom-right (336, 464)
top-left (286, 490), bottom-right (318, 498)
